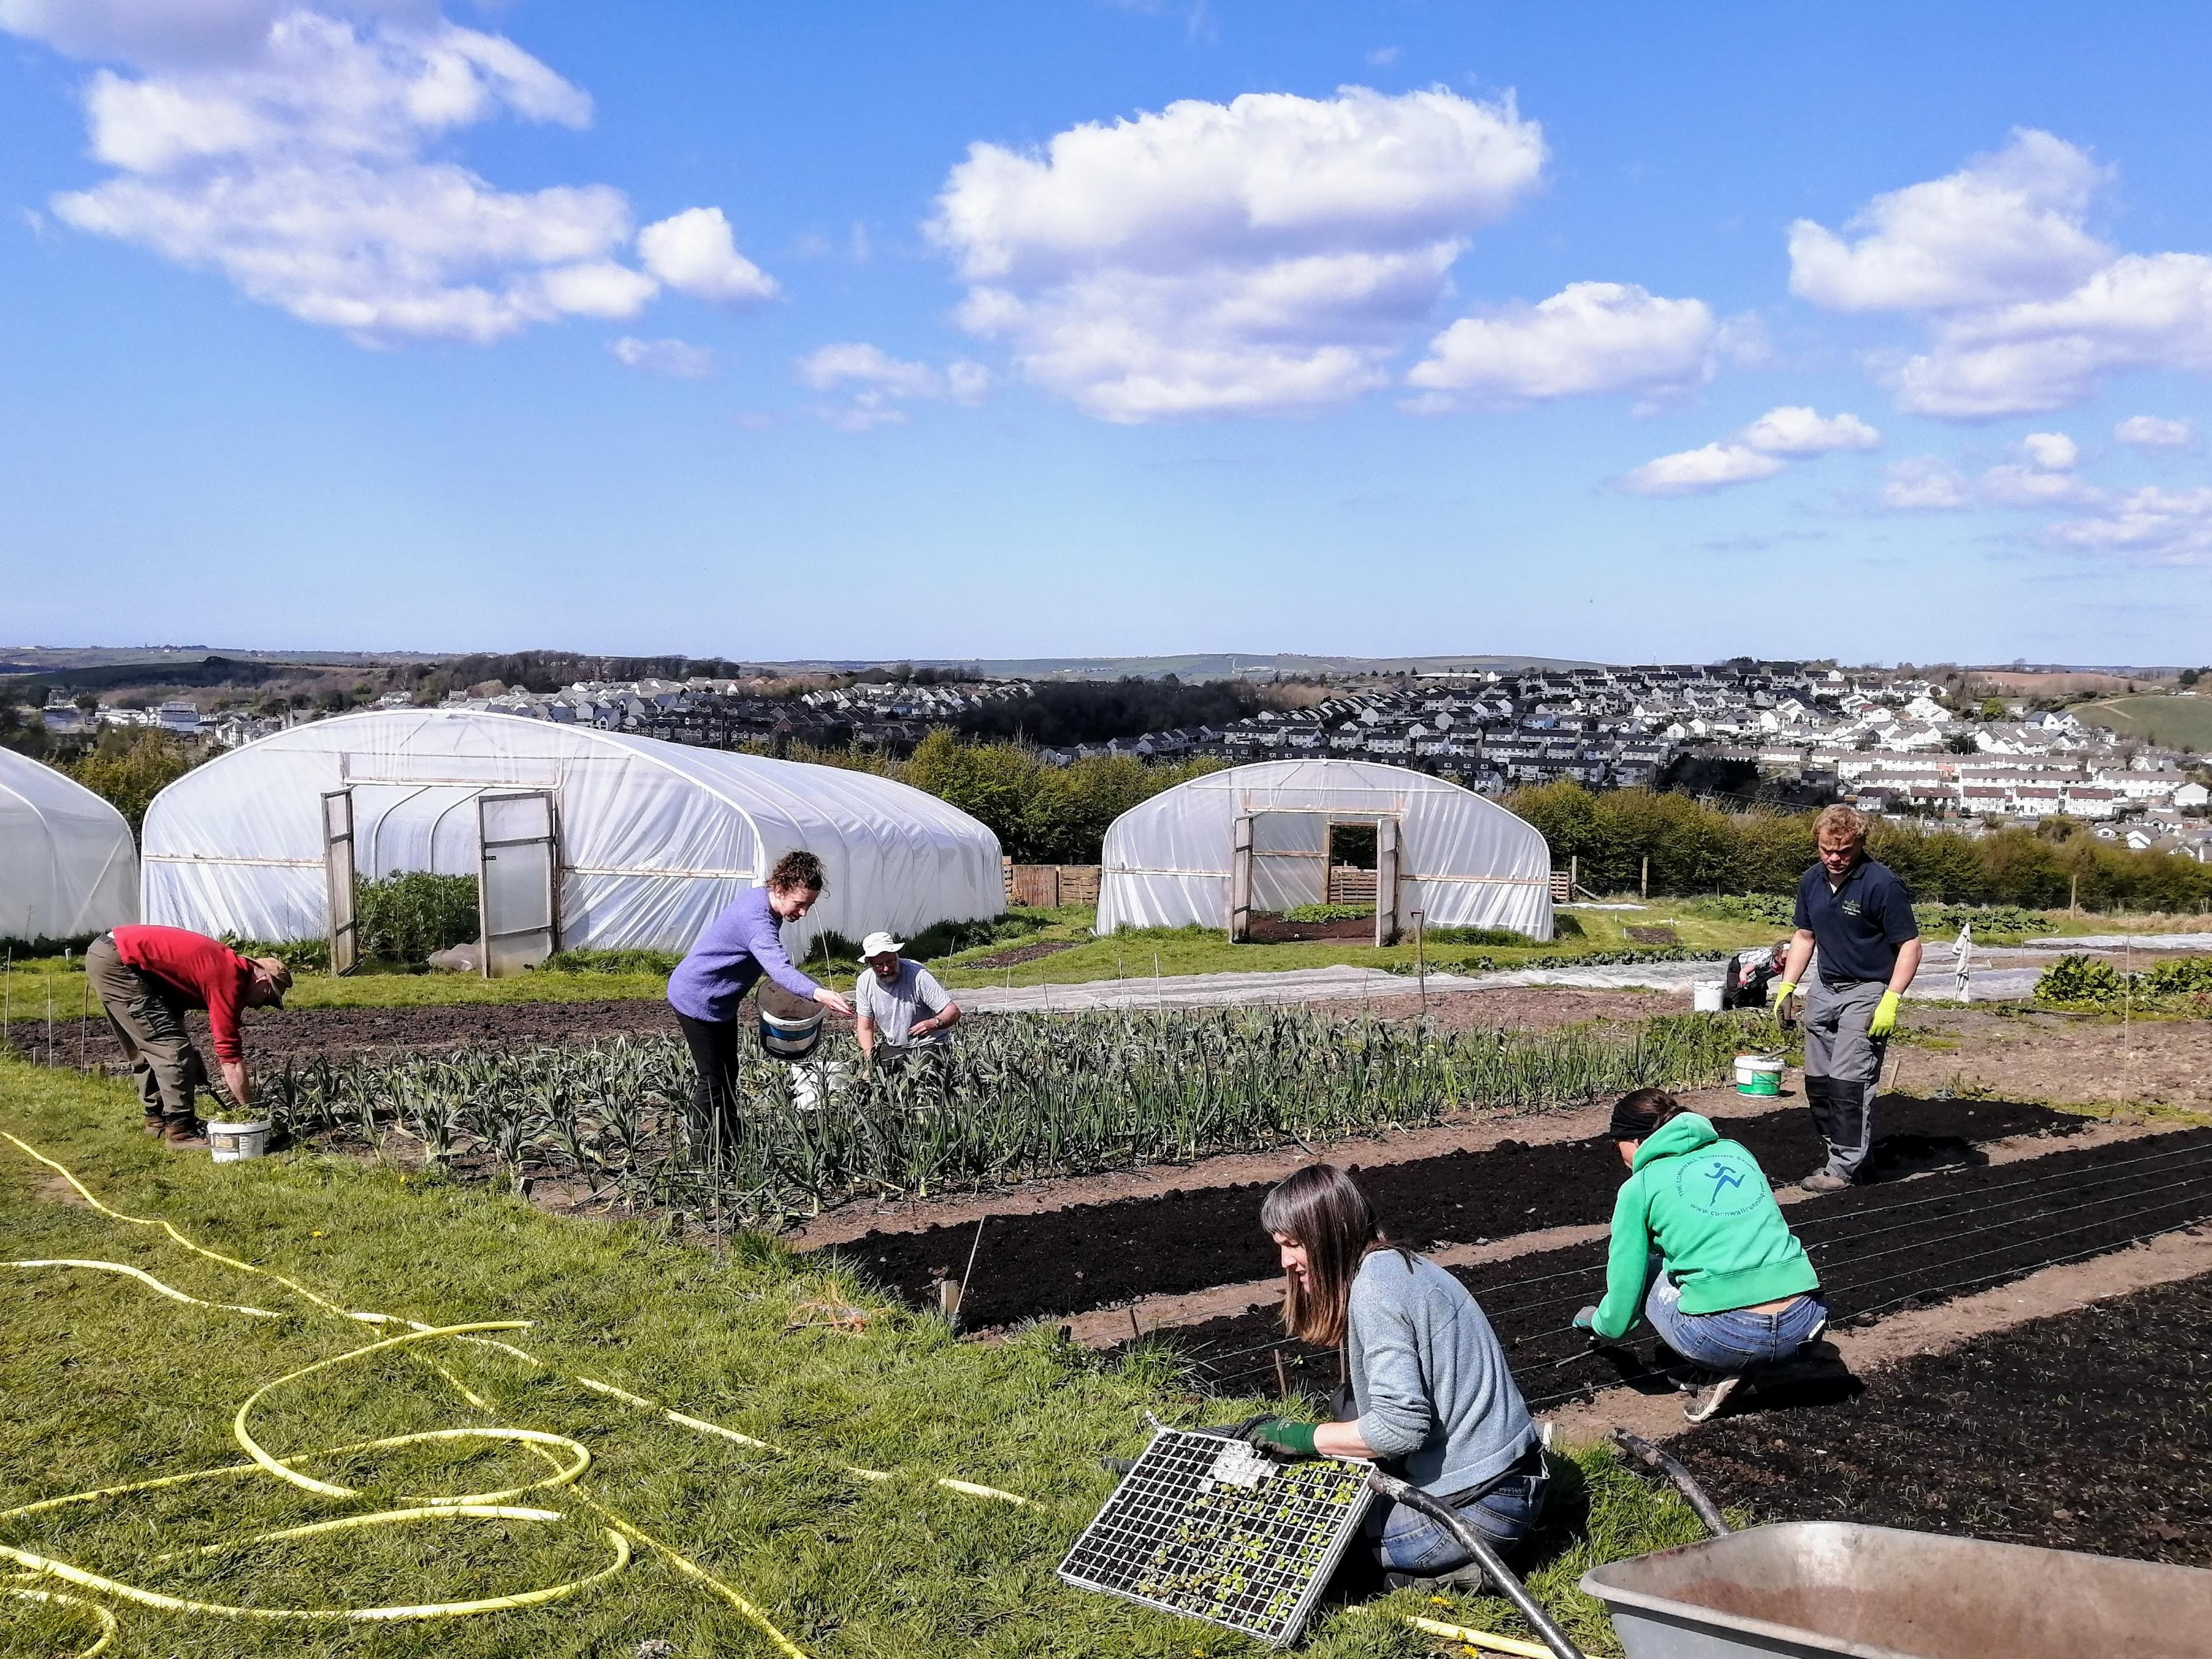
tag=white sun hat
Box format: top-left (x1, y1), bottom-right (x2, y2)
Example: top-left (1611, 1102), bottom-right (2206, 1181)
top-left (860, 930), bottom-right (905, 959)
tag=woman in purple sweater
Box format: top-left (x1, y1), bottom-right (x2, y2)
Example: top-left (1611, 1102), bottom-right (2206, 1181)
top-left (666, 850), bottom-right (854, 1132)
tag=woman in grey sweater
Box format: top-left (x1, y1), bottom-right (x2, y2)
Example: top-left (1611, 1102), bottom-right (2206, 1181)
top-left (1236, 1163), bottom-right (1547, 1589)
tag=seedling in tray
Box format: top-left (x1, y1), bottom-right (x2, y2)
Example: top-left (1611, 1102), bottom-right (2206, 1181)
top-left (1059, 1428), bottom-right (1372, 1648)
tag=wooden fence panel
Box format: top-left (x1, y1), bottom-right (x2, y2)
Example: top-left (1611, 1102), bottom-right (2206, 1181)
top-left (1327, 866), bottom-right (1377, 905)
top-left (1003, 860), bottom-right (1102, 909)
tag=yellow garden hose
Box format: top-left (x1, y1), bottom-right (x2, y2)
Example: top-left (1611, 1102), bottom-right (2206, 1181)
top-left (0, 1128), bottom-right (1021, 1655)
top-left (3, 1582), bottom-right (118, 1658)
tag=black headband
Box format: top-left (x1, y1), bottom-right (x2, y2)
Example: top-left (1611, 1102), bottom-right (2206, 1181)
top-left (1609, 1100), bottom-right (1659, 1141)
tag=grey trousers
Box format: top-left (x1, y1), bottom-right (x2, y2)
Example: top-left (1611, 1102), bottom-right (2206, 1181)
top-left (85, 934), bottom-right (222, 1122)
top-left (1801, 977), bottom-right (1887, 1181)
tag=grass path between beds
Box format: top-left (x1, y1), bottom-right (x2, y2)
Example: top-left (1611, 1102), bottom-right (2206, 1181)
top-left (1, 1059), bottom-right (1720, 1659)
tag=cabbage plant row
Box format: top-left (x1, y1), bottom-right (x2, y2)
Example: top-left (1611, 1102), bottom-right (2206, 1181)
top-left (269, 1007), bottom-right (1759, 1225)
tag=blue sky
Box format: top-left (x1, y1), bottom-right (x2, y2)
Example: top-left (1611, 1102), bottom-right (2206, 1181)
top-left (4, 1), bottom-right (2211, 666)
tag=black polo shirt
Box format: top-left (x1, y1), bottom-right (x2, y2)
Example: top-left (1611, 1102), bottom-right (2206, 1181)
top-left (1794, 857), bottom-right (1917, 986)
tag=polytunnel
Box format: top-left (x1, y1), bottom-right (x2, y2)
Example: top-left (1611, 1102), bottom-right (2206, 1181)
top-left (0, 747), bottom-right (139, 942)
top-left (140, 710), bottom-right (1002, 972)
top-left (1096, 759), bottom-right (1552, 944)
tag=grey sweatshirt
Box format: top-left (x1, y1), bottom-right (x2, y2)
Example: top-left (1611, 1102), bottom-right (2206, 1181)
top-left (1346, 1249), bottom-right (1537, 1497)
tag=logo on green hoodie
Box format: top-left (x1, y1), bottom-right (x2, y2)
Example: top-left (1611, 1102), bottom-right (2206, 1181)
top-left (1677, 1150), bottom-right (1761, 1217)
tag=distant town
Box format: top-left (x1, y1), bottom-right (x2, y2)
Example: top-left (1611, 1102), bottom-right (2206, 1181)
top-left (26, 653), bottom-right (2207, 863)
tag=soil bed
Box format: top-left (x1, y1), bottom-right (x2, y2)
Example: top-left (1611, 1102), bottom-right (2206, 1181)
top-left (1243, 914), bottom-right (1376, 943)
top-left (1677, 1265), bottom-right (2212, 1565)
top-left (964, 940), bottom-right (1080, 968)
top-left (1152, 1127), bottom-right (2212, 1407)
top-left (825, 1097), bottom-right (2080, 1328)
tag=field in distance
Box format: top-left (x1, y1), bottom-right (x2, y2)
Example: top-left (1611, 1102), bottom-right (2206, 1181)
top-left (2074, 692), bottom-right (2212, 751)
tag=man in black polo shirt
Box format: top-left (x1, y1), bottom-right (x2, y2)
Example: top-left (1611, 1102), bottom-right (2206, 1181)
top-left (1773, 805), bottom-right (1922, 1191)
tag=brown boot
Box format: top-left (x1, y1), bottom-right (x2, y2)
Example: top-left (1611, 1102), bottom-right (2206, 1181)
top-left (142, 1113), bottom-right (168, 1138)
top-left (162, 1118), bottom-right (210, 1150)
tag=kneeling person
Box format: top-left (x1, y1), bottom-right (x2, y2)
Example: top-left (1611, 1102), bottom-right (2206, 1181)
top-left (854, 931), bottom-right (960, 1071)
top-left (1574, 1089), bottom-right (1827, 1423)
top-left (1237, 1164), bottom-right (1545, 1593)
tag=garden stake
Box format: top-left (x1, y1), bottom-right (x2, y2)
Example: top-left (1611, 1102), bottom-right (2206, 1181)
top-left (953, 1215), bottom-right (987, 1331)
top-left (79, 963), bottom-right (89, 1070)
top-left (46, 972), bottom-right (54, 1065)
top-left (1272, 1348), bottom-right (1289, 1398)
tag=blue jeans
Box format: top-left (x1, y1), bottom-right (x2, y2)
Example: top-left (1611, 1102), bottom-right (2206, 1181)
top-left (1643, 1267), bottom-right (1827, 1374)
top-left (1367, 1450), bottom-right (1548, 1573)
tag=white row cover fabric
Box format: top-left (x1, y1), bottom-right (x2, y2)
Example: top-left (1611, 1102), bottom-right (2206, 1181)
top-left (0, 748), bottom-right (139, 941)
top-left (141, 711), bottom-right (1002, 953)
top-left (1096, 759), bottom-right (1552, 941)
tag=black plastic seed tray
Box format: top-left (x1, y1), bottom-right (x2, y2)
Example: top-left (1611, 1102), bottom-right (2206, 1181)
top-left (1058, 1427), bottom-right (1373, 1647)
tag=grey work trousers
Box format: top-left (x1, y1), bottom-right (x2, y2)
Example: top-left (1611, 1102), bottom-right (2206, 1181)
top-left (1801, 977), bottom-right (1888, 1181)
top-left (84, 934), bottom-right (228, 1123)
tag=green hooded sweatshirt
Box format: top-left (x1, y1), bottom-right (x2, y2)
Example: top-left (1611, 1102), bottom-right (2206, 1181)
top-left (1592, 1113), bottom-right (1818, 1340)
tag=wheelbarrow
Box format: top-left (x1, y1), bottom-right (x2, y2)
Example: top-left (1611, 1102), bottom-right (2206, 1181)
top-left (1374, 1430), bottom-right (2212, 1659)
top-left (1580, 1431), bottom-right (2212, 1659)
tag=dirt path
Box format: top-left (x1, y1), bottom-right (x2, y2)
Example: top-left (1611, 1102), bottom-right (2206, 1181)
top-left (1899, 1005), bottom-right (2212, 1111)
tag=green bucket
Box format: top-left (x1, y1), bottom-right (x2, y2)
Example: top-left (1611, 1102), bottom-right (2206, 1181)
top-left (1734, 1055), bottom-right (1783, 1096)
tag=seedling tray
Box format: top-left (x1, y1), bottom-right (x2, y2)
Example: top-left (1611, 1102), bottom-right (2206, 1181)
top-left (1058, 1428), bottom-right (1373, 1647)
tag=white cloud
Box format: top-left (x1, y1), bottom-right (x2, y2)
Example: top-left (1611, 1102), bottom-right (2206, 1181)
top-left (610, 335), bottom-right (714, 379)
top-left (929, 85), bottom-right (1548, 421)
top-left (1788, 129), bottom-right (2111, 313)
top-left (9, 5), bottom-right (772, 346)
top-left (2113, 414), bottom-right (2196, 450)
top-left (797, 342), bottom-right (992, 429)
top-left (1880, 456), bottom-right (1974, 510)
top-left (1619, 443), bottom-right (1785, 497)
top-left (1736, 404), bottom-right (1881, 456)
top-left (1408, 281), bottom-right (1718, 410)
top-left (637, 207), bottom-right (778, 308)
top-left (2046, 486), bottom-right (2212, 562)
top-left (2021, 430), bottom-right (2077, 470)
top-left (1619, 404), bottom-right (1879, 497)
top-left (1796, 131), bottom-right (2212, 419)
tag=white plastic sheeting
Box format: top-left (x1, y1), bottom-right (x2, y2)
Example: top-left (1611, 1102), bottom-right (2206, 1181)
top-left (0, 748), bottom-right (138, 941)
top-left (140, 711), bottom-right (1002, 953)
top-left (1096, 759), bottom-right (1552, 940)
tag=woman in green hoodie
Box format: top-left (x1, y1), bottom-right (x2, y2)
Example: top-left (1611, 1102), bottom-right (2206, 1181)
top-left (1572, 1089), bottom-right (1826, 1423)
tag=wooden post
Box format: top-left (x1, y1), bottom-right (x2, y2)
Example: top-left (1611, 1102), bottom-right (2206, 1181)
top-left (937, 1278), bottom-right (963, 1321)
top-left (1640, 854), bottom-right (1649, 900)
top-left (2069, 873), bottom-right (2078, 915)
top-left (1570, 854), bottom-right (1579, 897)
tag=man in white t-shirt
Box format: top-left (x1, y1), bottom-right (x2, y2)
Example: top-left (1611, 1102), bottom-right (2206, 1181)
top-left (853, 930), bottom-right (962, 1070)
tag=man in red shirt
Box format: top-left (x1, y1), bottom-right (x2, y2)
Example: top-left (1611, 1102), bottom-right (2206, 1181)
top-left (84, 926), bottom-right (292, 1149)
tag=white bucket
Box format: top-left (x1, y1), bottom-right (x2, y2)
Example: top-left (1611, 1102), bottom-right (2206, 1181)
top-left (1691, 979), bottom-right (1725, 1012)
top-left (207, 1119), bottom-right (272, 1162)
top-left (791, 1060), bottom-right (851, 1113)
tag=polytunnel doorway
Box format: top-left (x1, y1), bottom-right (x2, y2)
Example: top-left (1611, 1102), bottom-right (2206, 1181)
top-left (319, 784), bottom-right (560, 976)
top-left (1229, 812), bottom-right (1402, 947)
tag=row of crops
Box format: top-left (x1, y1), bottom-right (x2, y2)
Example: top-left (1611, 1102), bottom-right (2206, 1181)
top-left (268, 1007), bottom-right (1766, 1224)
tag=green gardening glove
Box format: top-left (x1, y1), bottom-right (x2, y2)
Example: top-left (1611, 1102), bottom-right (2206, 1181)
top-left (1237, 1416), bottom-right (1319, 1458)
top-left (1868, 989), bottom-right (1901, 1037)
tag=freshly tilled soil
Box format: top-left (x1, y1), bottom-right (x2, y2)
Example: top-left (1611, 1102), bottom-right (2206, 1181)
top-left (1153, 1127), bottom-right (2212, 1406)
top-left (1676, 1264), bottom-right (2212, 1565)
top-left (823, 1097), bottom-right (2081, 1328)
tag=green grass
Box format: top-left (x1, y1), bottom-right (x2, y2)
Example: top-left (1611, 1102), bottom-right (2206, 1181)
top-left (0, 1060), bottom-right (1711, 1657)
top-left (2072, 692), bottom-right (2212, 752)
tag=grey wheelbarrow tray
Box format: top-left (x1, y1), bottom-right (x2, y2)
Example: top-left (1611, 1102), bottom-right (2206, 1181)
top-left (1581, 1436), bottom-right (2212, 1659)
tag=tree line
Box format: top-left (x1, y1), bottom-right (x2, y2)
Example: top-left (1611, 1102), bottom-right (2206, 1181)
top-left (1506, 780), bottom-right (2211, 913)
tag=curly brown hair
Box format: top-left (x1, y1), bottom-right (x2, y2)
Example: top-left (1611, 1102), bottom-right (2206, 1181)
top-left (767, 849), bottom-right (827, 893)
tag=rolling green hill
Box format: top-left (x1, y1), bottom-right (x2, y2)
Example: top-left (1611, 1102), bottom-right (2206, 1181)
top-left (2075, 693), bottom-right (2212, 752)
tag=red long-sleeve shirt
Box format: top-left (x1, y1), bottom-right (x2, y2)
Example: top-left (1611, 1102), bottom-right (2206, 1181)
top-left (112, 925), bottom-right (255, 1065)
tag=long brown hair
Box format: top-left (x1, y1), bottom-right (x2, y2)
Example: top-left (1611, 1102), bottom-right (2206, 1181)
top-left (1260, 1163), bottom-right (1400, 1349)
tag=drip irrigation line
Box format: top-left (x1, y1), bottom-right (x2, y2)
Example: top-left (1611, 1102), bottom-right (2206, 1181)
top-left (1191, 1165), bottom-right (2212, 1396)
top-left (1514, 1196), bottom-right (2212, 1414)
top-left (1786, 1138), bottom-right (2212, 1237)
top-left (1830, 1187), bottom-right (2212, 1304)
